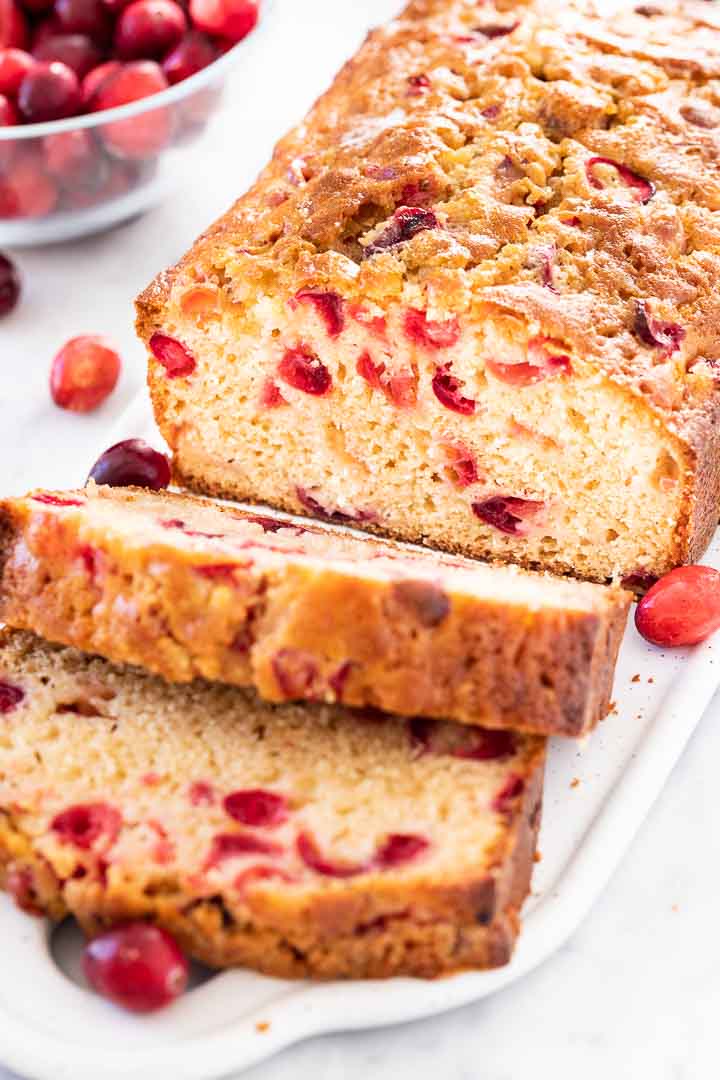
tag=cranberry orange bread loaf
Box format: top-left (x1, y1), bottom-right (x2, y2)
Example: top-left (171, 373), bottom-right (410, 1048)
top-left (0, 484), bottom-right (630, 737)
top-left (137, 0), bottom-right (720, 585)
top-left (0, 630), bottom-right (545, 978)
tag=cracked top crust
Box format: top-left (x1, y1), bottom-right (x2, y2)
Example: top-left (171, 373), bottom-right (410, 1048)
top-left (138, 0), bottom-right (720, 438)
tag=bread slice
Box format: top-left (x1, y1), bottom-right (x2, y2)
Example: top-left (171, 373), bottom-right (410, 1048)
top-left (0, 484), bottom-right (630, 737)
top-left (136, 0), bottom-right (720, 584)
top-left (0, 630), bottom-right (545, 979)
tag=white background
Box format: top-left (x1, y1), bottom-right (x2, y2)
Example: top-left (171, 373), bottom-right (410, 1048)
top-left (2, 2), bottom-right (719, 1077)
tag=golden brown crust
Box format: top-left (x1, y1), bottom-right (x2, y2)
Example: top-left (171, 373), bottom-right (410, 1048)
top-left (0, 630), bottom-right (545, 979)
top-left (136, 0), bottom-right (720, 578)
top-left (0, 486), bottom-right (630, 736)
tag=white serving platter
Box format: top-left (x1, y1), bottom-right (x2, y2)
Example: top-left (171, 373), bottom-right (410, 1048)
top-left (1, 390), bottom-right (719, 1080)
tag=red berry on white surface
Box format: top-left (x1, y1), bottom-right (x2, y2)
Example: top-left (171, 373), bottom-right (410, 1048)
top-left (50, 334), bottom-right (121, 412)
top-left (83, 923), bottom-right (189, 1013)
top-left (635, 565), bottom-right (720, 647)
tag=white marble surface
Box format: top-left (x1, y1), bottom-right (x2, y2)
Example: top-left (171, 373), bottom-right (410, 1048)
top-left (1, 1), bottom-right (718, 1076)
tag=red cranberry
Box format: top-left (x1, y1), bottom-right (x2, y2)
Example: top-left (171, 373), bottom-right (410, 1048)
top-left (204, 832), bottom-right (282, 869)
top-left (223, 789), bottom-right (288, 828)
top-left (52, 802), bottom-right (121, 849)
top-left (296, 832), bottom-right (366, 878)
top-left (474, 20), bottom-right (519, 37)
top-left (189, 0), bottom-right (257, 43)
top-left (54, 0), bottom-right (109, 42)
top-left (621, 571), bottom-right (658, 593)
top-left (453, 729), bottom-right (517, 760)
top-left (233, 865), bottom-right (294, 893)
top-left (18, 59), bottom-right (80, 120)
top-left (0, 251), bottom-right (20, 317)
top-left (115, 0), bottom-right (186, 59)
top-left (0, 680), bottom-right (24, 712)
top-left (81, 57), bottom-right (120, 103)
top-left (6, 866), bottom-right (42, 915)
top-left (44, 129), bottom-right (100, 185)
top-left (0, 88), bottom-right (16, 124)
top-left (88, 438), bottom-right (171, 489)
top-left (633, 299), bottom-right (685, 354)
top-left (32, 492), bottom-right (84, 505)
top-left (271, 648), bottom-right (318, 698)
top-left (328, 659), bottom-right (353, 701)
top-left (278, 346), bottom-right (331, 395)
top-left (404, 308), bottom-right (460, 350)
top-left (375, 833), bottom-right (429, 869)
top-left (33, 32), bottom-right (101, 77)
top-left (91, 61), bottom-right (170, 159)
top-left (292, 289), bottom-right (344, 338)
top-left (51, 335), bottom-right (121, 413)
top-left (432, 367), bottom-right (476, 415)
top-left (472, 495), bottom-right (544, 535)
top-left (585, 156), bottom-right (655, 204)
top-left (192, 563), bottom-right (242, 580)
top-left (635, 565), bottom-right (720, 647)
top-left (486, 336), bottom-right (572, 386)
top-left (149, 331), bottom-right (196, 376)
top-left (406, 72), bottom-right (430, 95)
top-left (161, 29), bottom-right (215, 83)
top-left (0, 0), bottom-right (27, 50)
top-left (259, 378), bottom-right (287, 408)
top-left (188, 780), bottom-right (214, 805)
top-left (83, 924), bottom-right (188, 1014)
top-left (356, 351), bottom-right (385, 391)
top-left (444, 445), bottom-right (478, 488)
top-left (0, 46), bottom-right (33, 93)
top-left (492, 774), bottom-right (524, 813)
top-left (366, 206), bottom-right (438, 255)
top-left (0, 157), bottom-right (58, 218)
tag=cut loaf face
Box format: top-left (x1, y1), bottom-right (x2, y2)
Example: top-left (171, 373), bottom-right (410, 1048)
top-left (0, 630), bottom-right (545, 979)
top-left (0, 484), bottom-right (630, 737)
top-left (137, 0), bottom-right (720, 584)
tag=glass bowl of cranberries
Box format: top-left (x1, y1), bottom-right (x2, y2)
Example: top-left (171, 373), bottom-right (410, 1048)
top-left (0, 0), bottom-right (269, 244)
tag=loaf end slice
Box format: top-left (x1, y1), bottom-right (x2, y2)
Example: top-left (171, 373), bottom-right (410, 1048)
top-left (0, 630), bottom-right (545, 979)
top-left (0, 484), bottom-right (630, 736)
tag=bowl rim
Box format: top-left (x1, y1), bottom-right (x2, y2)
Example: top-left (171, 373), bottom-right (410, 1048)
top-left (0, 0), bottom-right (274, 141)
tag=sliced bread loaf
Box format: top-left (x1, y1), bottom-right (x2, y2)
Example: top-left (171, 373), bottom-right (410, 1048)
top-left (0, 484), bottom-right (630, 736)
top-left (0, 630), bottom-right (545, 979)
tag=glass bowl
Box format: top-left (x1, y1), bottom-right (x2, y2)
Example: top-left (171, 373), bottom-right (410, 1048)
top-left (0, 0), bottom-right (274, 246)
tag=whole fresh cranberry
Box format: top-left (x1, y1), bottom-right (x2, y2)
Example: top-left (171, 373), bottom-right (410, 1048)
top-left (115, 0), bottom-right (186, 59)
top-left (17, 59), bottom-right (81, 121)
top-left (0, 88), bottom-right (17, 124)
top-left (0, 251), bottom-right (20, 315)
top-left (91, 60), bottom-right (171, 159)
top-left (83, 923), bottom-right (189, 1013)
top-left (189, 0), bottom-right (257, 42)
top-left (53, 0), bottom-right (110, 43)
top-left (635, 565), bottom-right (720, 647)
top-left (162, 29), bottom-right (216, 83)
top-left (0, 0), bottom-right (28, 50)
top-left (81, 57), bottom-right (120, 103)
top-left (33, 32), bottom-right (101, 77)
top-left (0, 155), bottom-right (58, 217)
top-left (0, 46), bottom-right (33, 93)
top-left (88, 437), bottom-right (171, 489)
top-left (50, 334), bottom-right (121, 412)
